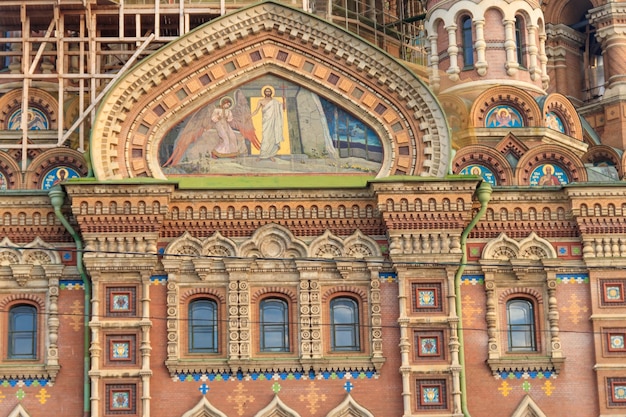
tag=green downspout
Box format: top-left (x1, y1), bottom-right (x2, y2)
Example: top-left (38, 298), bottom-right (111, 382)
top-left (49, 186), bottom-right (91, 417)
top-left (455, 181), bottom-right (492, 417)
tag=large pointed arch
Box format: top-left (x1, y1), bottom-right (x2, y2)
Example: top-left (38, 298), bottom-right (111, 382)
top-left (91, 1), bottom-right (449, 180)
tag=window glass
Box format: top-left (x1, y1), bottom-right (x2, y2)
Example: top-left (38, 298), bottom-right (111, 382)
top-left (9, 305), bottom-right (37, 359)
top-left (507, 299), bottom-right (535, 351)
top-left (331, 298), bottom-right (360, 351)
top-left (260, 299), bottom-right (289, 352)
top-left (462, 16), bottom-right (474, 68)
top-left (515, 16), bottom-right (526, 67)
top-left (189, 299), bottom-right (218, 353)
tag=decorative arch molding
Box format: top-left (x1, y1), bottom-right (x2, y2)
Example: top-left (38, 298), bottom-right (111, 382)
top-left (181, 396), bottom-right (228, 417)
top-left (250, 287), bottom-right (298, 304)
top-left (0, 153), bottom-right (22, 189)
top-left (511, 395), bottom-right (548, 417)
top-left (0, 88), bottom-right (58, 130)
top-left (0, 293), bottom-right (46, 311)
top-left (470, 87), bottom-right (542, 128)
top-left (326, 394), bottom-right (375, 417)
top-left (537, 93), bottom-right (583, 140)
top-left (515, 144), bottom-right (587, 185)
top-left (202, 231), bottom-right (238, 258)
top-left (482, 233), bottom-right (519, 260)
top-left (0, 236), bottom-right (62, 267)
top-left (322, 286), bottom-right (368, 303)
top-left (24, 148), bottom-right (88, 189)
top-left (164, 231), bottom-right (204, 258)
top-left (518, 232), bottom-right (558, 260)
top-left (90, 1), bottom-right (450, 180)
top-left (438, 93), bottom-right (471, 134)
top-left (343, 230), bottom-right (382, 259)
top-left (309, 230), bottom-right (344, 259)
top-left (583, 144), bottom-right (622, 177)
top-left (180, 288), bottom-right (226, 304)
top-left (0, 237), bottom-right (61, 381)
top-left (253, 394), bottom-right (301, 417)
top-left (240, 223), bottom-right (308, 259)
top-left (498, 287), bottom-right (544, 305)
top-left (452, 145), bottom-right (513, 185)
top-left (482, 232), bottom-right (556, 261)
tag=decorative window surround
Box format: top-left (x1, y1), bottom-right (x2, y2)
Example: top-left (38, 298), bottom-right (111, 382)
top-left (481, 233), bottom-right (565, 374)
top-left (0, 237), bottom-right (63, 381)
top-left (162, 225), bottom-right (384, 376)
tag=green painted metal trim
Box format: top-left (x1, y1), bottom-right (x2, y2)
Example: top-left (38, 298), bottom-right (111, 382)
top-left (455, 181), bottom-right (492, 417)
top-left (49, 186), bottom-right (91, 417)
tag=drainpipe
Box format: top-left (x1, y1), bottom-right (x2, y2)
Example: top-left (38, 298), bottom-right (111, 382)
top-left (49, 186), bottom-right (91, 417)
top-left (454, 181), bottom-right (492, 417)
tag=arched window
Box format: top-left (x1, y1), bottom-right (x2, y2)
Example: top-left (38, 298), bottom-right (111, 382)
top-left (260, 299), bottom-right (289, 352)
top-left (330, 297), bottom-right (360, 351)
top-left (188, 299), bottom-right (218, 353)
top-left (461, 16), bottom-right (474, 68)
top-left (515, 16), bottom-right (526, 68)
top-left (8, 305), bottom-right (37, 359)
top-left (506, 298), bottom-right (536, 352)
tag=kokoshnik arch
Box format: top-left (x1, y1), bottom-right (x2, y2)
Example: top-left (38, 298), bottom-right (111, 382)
top-left (90, 1), bottom-right (451, 181)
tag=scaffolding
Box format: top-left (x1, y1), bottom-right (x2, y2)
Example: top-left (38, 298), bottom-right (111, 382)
top-left (0, 0), bottom-right (426, 172)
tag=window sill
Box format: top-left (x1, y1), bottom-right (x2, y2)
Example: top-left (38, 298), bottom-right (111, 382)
top-left (487, 355), bottom-right (565, 375)
top-left (166, 356), bottom-right (382, 377)
top-left (0, 363), bottom-right (59, 381)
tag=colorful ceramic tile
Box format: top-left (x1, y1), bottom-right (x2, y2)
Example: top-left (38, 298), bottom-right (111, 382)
top-left (606, 285), bottom-right (623, 301)
top-left (112, 294), bottom-right (130, 311)
top-left (422, 386), bottom-right (440, 404)
top-left (112, 342), bottom-right (130, 360)
top-left (418, 290), bottom-right (436, 307)
top-left (610, 334), bottom-right (625, 350)
top-left (420, 337), bottom-right (438, 356)
top-left (111, 391), bottom-right (130, 409)
top-left (614, 384), bottom-right (626, 401)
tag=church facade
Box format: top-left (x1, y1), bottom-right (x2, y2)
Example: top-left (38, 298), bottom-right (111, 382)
top-left (0, 0), bottom-right (624, 416)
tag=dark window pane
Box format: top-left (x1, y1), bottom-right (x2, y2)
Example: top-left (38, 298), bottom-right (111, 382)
top-left (8, 305), bottom-right (37, 359)
top-left (260, 299), bottom-right (289, 352)
top-left (331, 298), bottom-right (359, 351)
top-left (462, 17), bottom-right (474, 67)
top-left (189, 299), bottom-right (218, 353)
top-left (507, 299), bottom-right (535, 351)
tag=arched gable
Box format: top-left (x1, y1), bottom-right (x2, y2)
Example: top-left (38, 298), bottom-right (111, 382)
top-left (583, 144), bottom-right (622, 179)
top-left (452, 144), bottom-right (513, 185)
top-left (0, 152), bottom-right (22, 189)
top-left (470, 86), bottom-right (542, 128)
top-left (91, 2), bottom-right (449, 180)
top-left (439, 93), bottom-right (471, 134)
top-left (515, 144), bottom-right (587, 185)
top-left (537, 93), bottom-right (583, 140)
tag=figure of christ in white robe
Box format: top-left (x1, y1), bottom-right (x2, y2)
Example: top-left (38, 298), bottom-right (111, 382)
top-left (251, 87), bottom-right (285, 160)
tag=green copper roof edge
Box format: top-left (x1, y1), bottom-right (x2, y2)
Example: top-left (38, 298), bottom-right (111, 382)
top-left (56, 175), bottom-right (481, 190)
